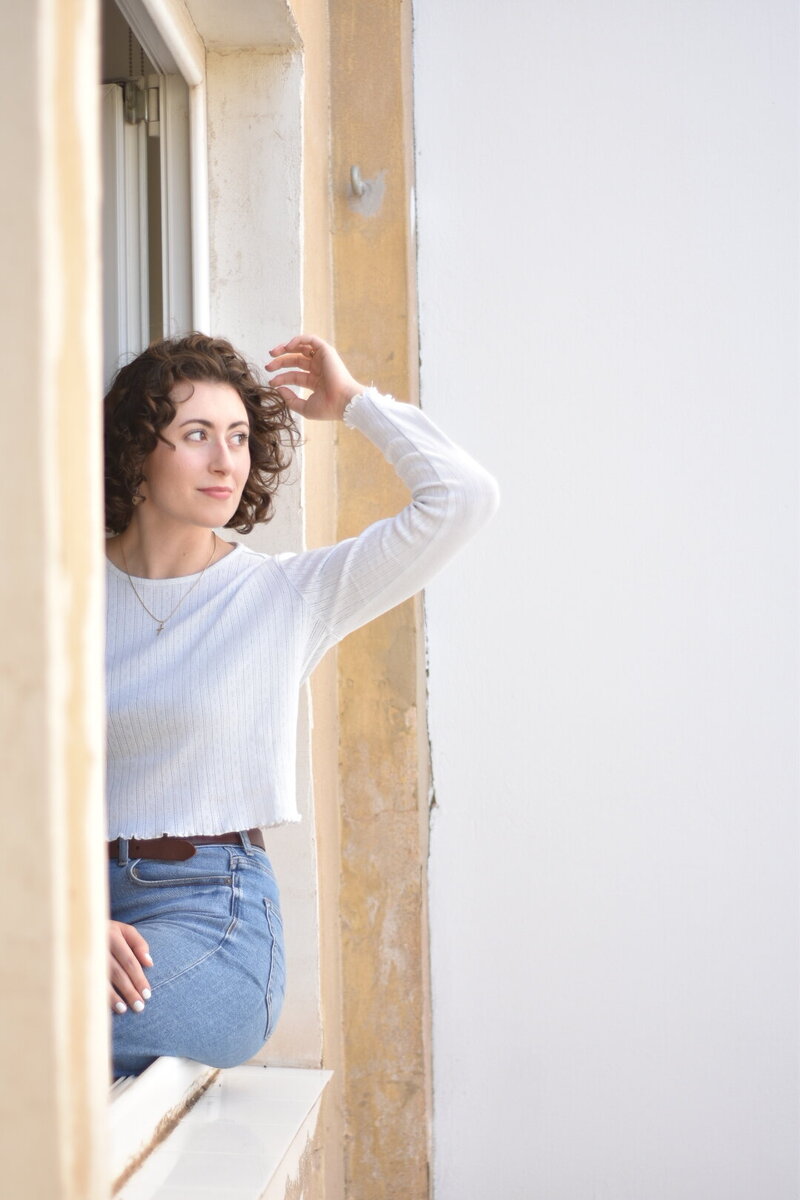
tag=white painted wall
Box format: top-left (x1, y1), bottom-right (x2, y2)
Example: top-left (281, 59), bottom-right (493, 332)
top-left (414, 3), bottom-right (799, 1197)
top-left (205, 44), bottom-right (323, 1066)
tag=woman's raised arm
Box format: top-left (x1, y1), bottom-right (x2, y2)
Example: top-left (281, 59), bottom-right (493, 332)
top-left (266, 335), bottom-right (500, 675)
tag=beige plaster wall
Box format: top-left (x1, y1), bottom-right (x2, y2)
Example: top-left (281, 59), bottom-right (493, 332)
top-left (278, 4), bottom-right (431, 1196)
top-left (284, 3), bottom-right (349, 1196)
top-left (0, 0), bottom-right (108, 1197)
top-left (329, 2), bottom-right (431, 1196)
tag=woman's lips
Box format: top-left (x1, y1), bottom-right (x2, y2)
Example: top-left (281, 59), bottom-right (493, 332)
top-left (199, 488), bottom-right (233, 499)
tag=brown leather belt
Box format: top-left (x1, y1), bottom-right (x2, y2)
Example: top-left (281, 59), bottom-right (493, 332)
top-left (108, 828), bottom-right (266, 862)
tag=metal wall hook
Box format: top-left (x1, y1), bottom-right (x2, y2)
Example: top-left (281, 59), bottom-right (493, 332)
top-left (350, 165), bottom-right (367, 198)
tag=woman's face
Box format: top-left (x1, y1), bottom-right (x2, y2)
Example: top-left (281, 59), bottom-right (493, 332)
top-left (138, 379), bottom-right (251, 530)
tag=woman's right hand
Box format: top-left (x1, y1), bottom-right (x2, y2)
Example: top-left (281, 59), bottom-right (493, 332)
top-left (109, 920), bottom-right (153, 1014)
top-left (266, 335), bottom-right (367, 422)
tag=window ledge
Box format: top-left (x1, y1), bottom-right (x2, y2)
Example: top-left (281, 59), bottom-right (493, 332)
top-left (111, 1060), bottom-right (332, 1199)
top-left (111, 1058), bottom-right (220, 1188)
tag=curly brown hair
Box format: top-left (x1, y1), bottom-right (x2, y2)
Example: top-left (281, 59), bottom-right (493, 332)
top-left (104, 333), bottom-right (299, 535)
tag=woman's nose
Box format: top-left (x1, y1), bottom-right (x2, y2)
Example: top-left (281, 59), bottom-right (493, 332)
top-left (210, 440), bottom-right (233, 473)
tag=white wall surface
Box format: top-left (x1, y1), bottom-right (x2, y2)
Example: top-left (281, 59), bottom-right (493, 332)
top-left (205, 44), bottom-right (322, 1065)
top-left (414, 3), bottom-right (799, 1197)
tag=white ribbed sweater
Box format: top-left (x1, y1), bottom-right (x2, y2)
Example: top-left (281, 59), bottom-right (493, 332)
top-left (106, 388), bottom-right (499, 838)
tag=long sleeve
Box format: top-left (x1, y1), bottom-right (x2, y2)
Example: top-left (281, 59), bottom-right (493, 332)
top-left (276, 388), bottom-right (500, 675)
top-left (106, 388), bottom-right (499, 837)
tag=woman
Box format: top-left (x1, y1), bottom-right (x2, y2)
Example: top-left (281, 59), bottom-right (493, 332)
top-left (104, 333), bottom-right (498, 1079)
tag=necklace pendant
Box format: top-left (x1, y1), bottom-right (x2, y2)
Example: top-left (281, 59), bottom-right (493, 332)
top-left (121, 531), bottom-right (217, 636)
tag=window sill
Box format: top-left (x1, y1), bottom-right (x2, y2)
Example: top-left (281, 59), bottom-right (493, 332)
top-left (111, 1058), bottom-right (219, 1188)
top-left (110, 1059), bottom-right (332, 1199)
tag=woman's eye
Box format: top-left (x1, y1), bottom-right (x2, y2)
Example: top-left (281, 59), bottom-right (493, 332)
top-left (184, 429), bottom-right (248, 445)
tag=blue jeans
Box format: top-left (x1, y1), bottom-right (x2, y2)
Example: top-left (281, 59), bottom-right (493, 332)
top-left (109, 832), bottom-right (285, 1080)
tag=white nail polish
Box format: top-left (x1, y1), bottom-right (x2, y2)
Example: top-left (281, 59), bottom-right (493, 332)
top-left (132, 1000), bottom-right (145, 1013)
top-left (141, 988), bottom-right (151, 1000)
top-left (115, 1001), bottom-right (127, 1014)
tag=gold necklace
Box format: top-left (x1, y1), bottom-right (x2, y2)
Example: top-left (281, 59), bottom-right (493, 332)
top-left (119, 533), bottom-right (219, 635)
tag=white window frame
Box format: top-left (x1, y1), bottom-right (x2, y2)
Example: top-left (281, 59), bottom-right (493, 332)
top-left (101, 83), bottom-right (150, 377)
top-left (113, 0), bottom-right (209, 331)
top-left (105, 0), bottom-right (214, 1144)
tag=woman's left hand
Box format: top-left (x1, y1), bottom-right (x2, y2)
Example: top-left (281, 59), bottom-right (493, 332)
top-left (266, 335), bottom-right (367, 421)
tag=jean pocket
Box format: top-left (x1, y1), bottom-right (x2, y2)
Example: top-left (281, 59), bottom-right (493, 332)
top-left (126, 858), bottom-right (235, 923)
top-left (263, 897), bottom-right (286, 1041)
top-left (127, 860), bottom-right (233, 888)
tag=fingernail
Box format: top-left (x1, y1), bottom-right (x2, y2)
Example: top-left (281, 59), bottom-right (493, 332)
top-left (143, 954), bottom-right (153, 965)
top-left (141, 988), bottom-right (152, 1000)
top-left (132, 1000), bottom-right (145, 1013)
top-left (114, 1001), bottom-right (127, 1014)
